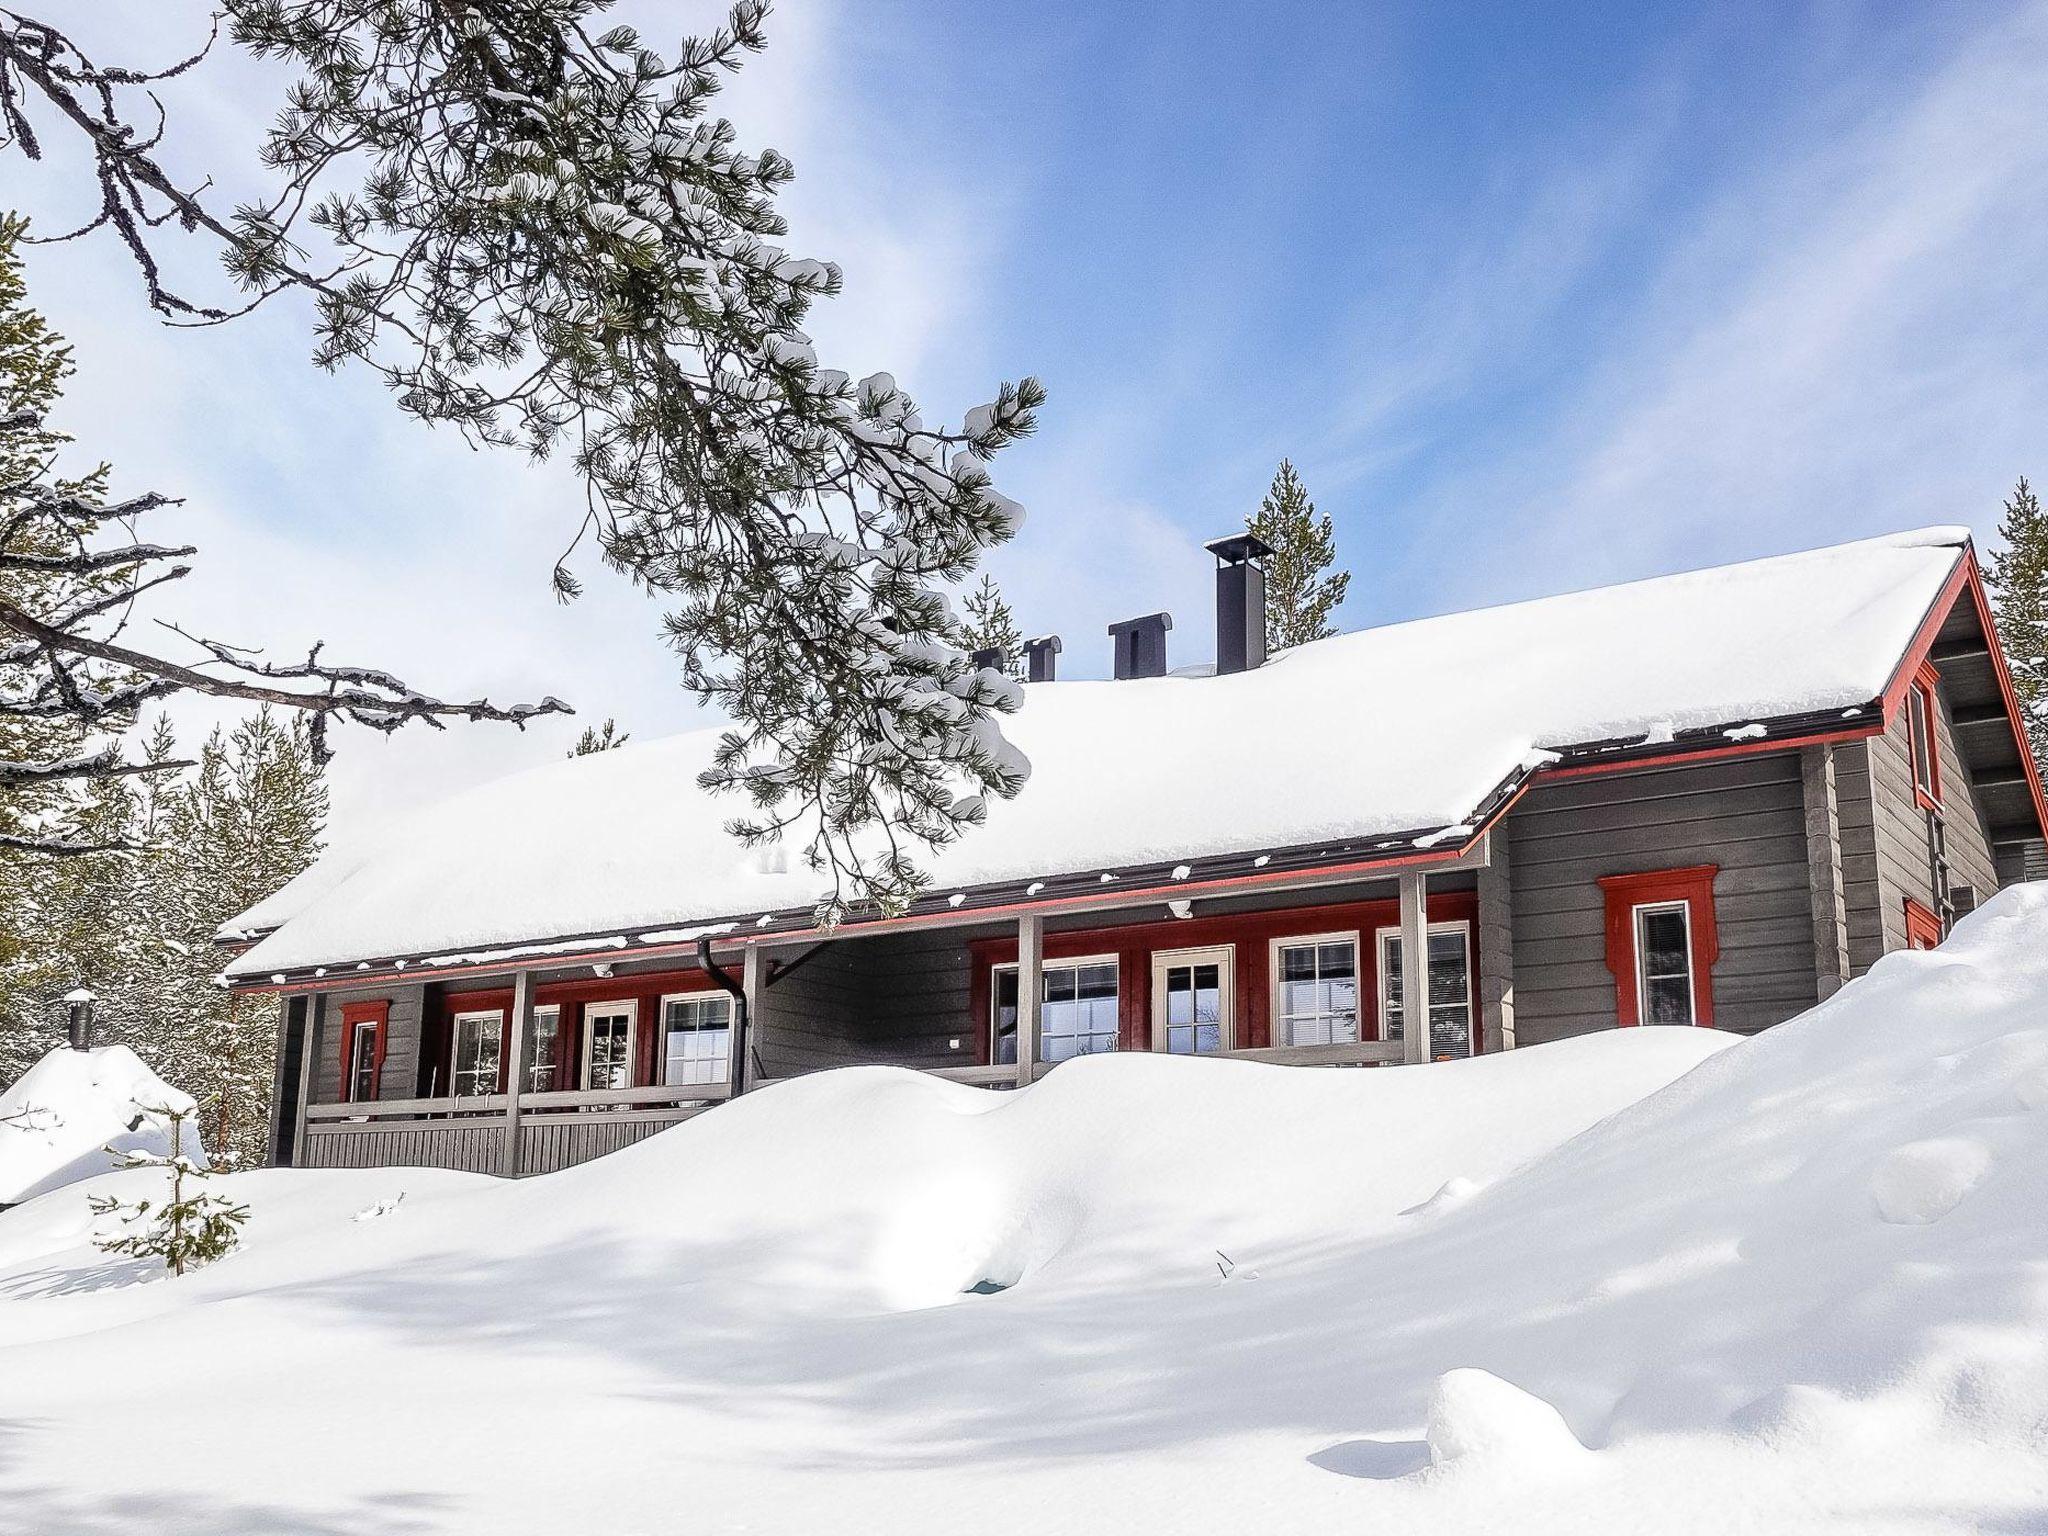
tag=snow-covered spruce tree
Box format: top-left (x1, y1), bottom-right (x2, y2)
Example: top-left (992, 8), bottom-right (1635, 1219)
top-left (0, 227), bottom-right (564, 857)
top-left (960, 574), bottom-right (1026, 677)
top-left (1247, 460), bottom-right (1350, 649)
top-left (89, 1107), bottom-right (248, 1278)
top-left (1990, 477), bottom-right (2048, 773)
top-left (570, 719), bottom-right (630, 756)
top-left (0, 4), bottom-right (1043, 921)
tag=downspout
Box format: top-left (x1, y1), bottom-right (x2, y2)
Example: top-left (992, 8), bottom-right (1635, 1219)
top-left (696, 937), bottom-right (754, 1095)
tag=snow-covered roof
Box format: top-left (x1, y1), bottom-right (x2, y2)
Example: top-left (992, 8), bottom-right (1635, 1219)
top-left (224, 527), bottom-right (1968, 978)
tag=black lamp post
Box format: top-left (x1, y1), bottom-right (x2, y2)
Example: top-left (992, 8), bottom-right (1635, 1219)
top-left (63, 987), bottom-right (97, 1051)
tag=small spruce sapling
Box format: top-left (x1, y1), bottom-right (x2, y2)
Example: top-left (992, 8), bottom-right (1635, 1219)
top-left (89, 1105), bottom-right (248, 1277)
top-left (960, 574), bottom-right (1026, 677)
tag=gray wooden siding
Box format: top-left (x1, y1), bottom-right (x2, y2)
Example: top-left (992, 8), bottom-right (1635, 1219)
top-left (310, 984), bottom-right (428, 1103)
top-left (1503, 752), bottom-right (1819, 1044)
top-left (1843, 679), bottom-right (2003, 973)
top-left (756, 928), bottom-right (978, 1076)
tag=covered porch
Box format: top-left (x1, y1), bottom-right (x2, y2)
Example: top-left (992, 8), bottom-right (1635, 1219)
top-left (272, 850), bottom-right (1511, 1177)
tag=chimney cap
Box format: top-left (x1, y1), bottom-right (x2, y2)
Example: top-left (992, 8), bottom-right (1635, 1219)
top-left (1107, 611), bottom-right (1173, 638)
top-left (1025, 634), bottom-right (1062, 655)
top-left (1205, 532), bottom-right (1274, 566)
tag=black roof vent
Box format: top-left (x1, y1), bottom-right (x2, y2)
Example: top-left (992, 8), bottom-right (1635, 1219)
top-left (1024, 634), bottom-right (1061, 683)
top-left (970, 646), bottom-right (1007, 674)
top-left (1206, 532), bottom-right (1273, 675)
top-left (1107, 612), bottom-right (1172, 680)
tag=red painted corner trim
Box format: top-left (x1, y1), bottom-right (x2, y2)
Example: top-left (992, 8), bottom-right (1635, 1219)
top-left (1596, 866), bottom-right (1720, 1027)
top-left (337, 999), bottom-right (390, 1102)
top-left (1903, 898), bottom-right (1943, 951)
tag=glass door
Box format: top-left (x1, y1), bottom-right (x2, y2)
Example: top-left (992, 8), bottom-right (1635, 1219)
top-left (582, 1001), bottom-right (637, 1090)
top-left (1151, 946), bottom-right (1234, 1054)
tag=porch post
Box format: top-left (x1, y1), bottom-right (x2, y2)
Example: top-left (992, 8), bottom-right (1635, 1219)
top-left (1017, 911), bottom-right (1043, 1087)
top-left (1399, 869), bottom-right (1429, 1065)
top-left (501, 968), bottom-right (533, 1177)
top-left (742, 943), bottom-right (769, 1090)
top-left (292, 993), bottom-right (321, 1167)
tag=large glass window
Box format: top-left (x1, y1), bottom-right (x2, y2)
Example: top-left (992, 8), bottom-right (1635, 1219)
top-left (1378, 925), bottom-right (1474, 1059)
top-left (1154, 948), bottom-right (1231, 1054)
top-left (583, 1003), bottom-right (635, 1090)
top-left (450, 1011), bottom-right (503, 1097)
top-left (1633, 902), bottom-right (1695, 1024)
top-left (1273, 937), bottom-right (1359, 1047)
top-left (662, 993), bottom-right (732, 1086)
top-left (993, 958), bottom-right (1119, 1064)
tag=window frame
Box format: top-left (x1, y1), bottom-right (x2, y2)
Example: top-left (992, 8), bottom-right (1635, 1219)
top-left (1148, 944), bottom-right (1236, 1055)
top-left (449, 1008), bottom-right (507, 1099)
top-left (1907, 662), bottom-right (1942, 810)
top-left (1903, 897), bottom-right (1944, 951)
top-left (1631, 899), bottom-right (1697, 1026)
top-left (1267, 930), bottom-right (1364, 1049)
top-left (525, 1004), bottom-right (561, 1094)
top-left (338, 1000), bottom-right (389, 1104)
top-left (580, 998), bottom-right (639, 1090)
top-left (658, 988), bottom-right (735, 1088)
top-left (1373, 920), bottom-right (1477, 1059)
top-left (1597, 865), bottom-right (1720, 1027)
top-left (989, 953), bottom-right (1121, 1064)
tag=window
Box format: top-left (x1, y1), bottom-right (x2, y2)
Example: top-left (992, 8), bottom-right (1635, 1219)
top-left (1270, 935), bottom-right (1360, 1047)
top-left (1151, 947), bottom-right (1233, 1054)
top-left (1906, 665), bottom-right (1941, 809)
top-left (992, 957), bottom-right (1118, 1064)
top-left (583, 1001), bottom-right (637, 1090)
top-left (450, 1010), bottom-right (504, 1097)
top-left (1377, 924), bottom-right (1474, 1059)
top-left (1633, 902), bottom-right (1695, 1024)
top-left (526, 1005), bottom-right (560, 1093)
top-left (661, 992), bottom-right (732, 1086)
top-left (1904, 898), bottom-right (1944, 951)
top-left (1597, 866), bottom-right (1720, 1027)
top-left (340, 1001), bottom-right (388, 1103)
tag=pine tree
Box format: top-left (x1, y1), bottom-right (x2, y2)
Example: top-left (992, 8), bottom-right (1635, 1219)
top-left (570, 719), bottom-right (630, 756)
top-left (960, 574), bottom-right (1025, 676)
top-left (164, 710), bottom-right (328, 1166)
top-left (1247, 461), bottom-right (1351, 649)
top-left (90, 1105), bottom-right (249, 1277)
top-left (1990, 477), bottom-right (2048, 774)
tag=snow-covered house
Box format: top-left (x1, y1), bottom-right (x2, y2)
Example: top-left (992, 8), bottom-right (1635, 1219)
top-left (224, 527), bottom-right (2048, 1177)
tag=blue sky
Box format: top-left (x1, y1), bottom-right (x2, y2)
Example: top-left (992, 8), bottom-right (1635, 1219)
top-left (17, 1), bottom-right (2048, 834)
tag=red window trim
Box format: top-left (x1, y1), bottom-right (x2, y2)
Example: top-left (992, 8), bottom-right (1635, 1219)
top-left (1597, 866), bottom-right (1719, 1027)
top-left (1907, 661), bottom-right (1942, 811)
top-left (338, 1000), bottom-right (390, 1102)
top-left (1903, 898), bottom-right (1943, 951)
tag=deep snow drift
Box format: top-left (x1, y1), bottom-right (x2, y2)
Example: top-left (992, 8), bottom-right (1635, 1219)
top-left (0, 1045), bottom-right (206, 1207)
top-left (5, 887), bottom-right (2048, 1533)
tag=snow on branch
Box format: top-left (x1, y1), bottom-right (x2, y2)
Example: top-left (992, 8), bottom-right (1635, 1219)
top-left (0, 1), bottom-right (1042, 917)
top-left (0, 405), bottom-right (569, 855)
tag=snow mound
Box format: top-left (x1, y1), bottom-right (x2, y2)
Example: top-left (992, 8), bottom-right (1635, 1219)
top-left (1426, 1369), bottom-right (1590, 1473)
top-left (0, 1046), bottom-right (206, 1206)
top-left (1870, 1136), bottom-right (1994, 1224)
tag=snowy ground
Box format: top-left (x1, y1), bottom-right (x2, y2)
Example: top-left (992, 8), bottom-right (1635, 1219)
top-left (4, 891), bottom-right (2048, 1533)
top-left (0, 1045), bottom-right (206, 1207)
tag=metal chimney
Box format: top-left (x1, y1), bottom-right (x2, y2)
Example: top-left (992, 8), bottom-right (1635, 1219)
top-left (970, 646), bottom-right (1007, 674)
top-left (1024, 635), bottom-right (1061, 683)
top-left (1205, 532), bottom-right (1273, 675)
top-left (1107, 612), bottom-right (1172, 680)
top-left (64, 988), bottom-right (97, 1051)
